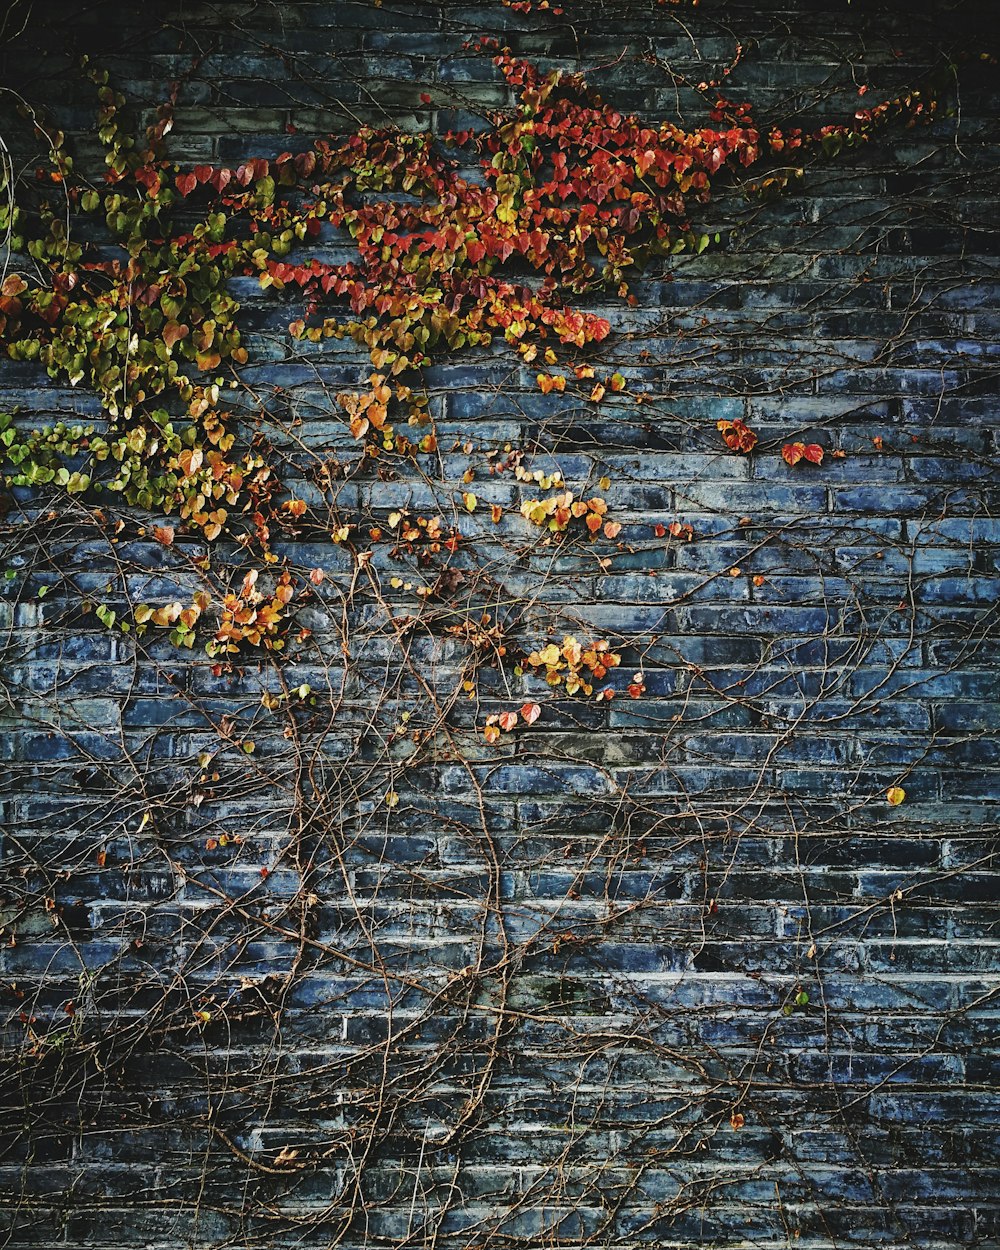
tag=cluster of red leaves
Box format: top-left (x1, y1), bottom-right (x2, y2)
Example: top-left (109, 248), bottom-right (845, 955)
top-left (484, 701), bottom-right (542, 744)
top-left (209, 569), bottom-right (294, 655)
top-left (782, 441), bottom-right (824, 466)
top-left (654, 520), bottom-right (695, 540)
top-left (718, 418), bottom-right (758, 454)
top-left (719, 422), bottom-right (827, 468)
top-left (245, 46), bottom-right (933, 446)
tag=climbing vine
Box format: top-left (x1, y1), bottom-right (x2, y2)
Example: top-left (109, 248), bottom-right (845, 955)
top-left (0, 37), bottom-right (941, 675)
top-left (1, 5), bottom-right (996, 1249)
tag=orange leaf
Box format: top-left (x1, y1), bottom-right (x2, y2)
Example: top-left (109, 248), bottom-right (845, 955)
top-left (784, 441), bottom-right (824, 466)
top-left (585, 512), bottom-right (602, 534)
top-left (603, 521), bottom-right (621, 540)
top-left (177, 448), bottom-right (203, 477)
top-left (520, 702), bottom-right (541, 725)
top-left (498, 711), bottom-right (518, 732)
top-left (782, 442), bottom-right (805, 466)
top-left (152, 526), bottom-right (174, 546)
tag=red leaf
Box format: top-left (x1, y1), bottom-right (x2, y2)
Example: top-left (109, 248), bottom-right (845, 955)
top-left (163, 320), bottom-right (189, 351)
top-left (718, 419), bottom-right (757, 454)
top-left (498, 711), bottom-right (518, 732)
top-left (175, 172), bottom-right (197, 197)
top-left (803, 442), bottom-right (824, 464)
top-left (520, 702), bottom-right (541, 725)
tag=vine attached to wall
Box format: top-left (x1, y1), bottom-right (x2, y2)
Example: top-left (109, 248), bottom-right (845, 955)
top-left (0, 41), bottom-right (941, 681)
top-left (2, 8), bottom-right (992, 1248)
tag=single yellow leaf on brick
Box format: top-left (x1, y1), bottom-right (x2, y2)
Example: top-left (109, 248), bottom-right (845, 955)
top-left (886, 786), bottom-right (906, 806)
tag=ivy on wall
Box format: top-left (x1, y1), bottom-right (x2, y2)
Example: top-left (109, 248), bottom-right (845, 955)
top-left (0, 38), bottom-right (940, 679)
top-left (1, 5), bottom-right (995, 1244)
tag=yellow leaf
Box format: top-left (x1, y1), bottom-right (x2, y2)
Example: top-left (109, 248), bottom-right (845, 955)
top-left (463, 492), bottom-right (477, 512)
top-left (886, 786), bottom-right (906, 806)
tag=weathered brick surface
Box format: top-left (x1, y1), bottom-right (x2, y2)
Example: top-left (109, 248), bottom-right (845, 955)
top-left (0, 1), bottom-right (998, 1247)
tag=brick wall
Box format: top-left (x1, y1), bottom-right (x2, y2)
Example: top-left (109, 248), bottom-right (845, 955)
top-left (1, 2), bottom-right (998, 1247)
